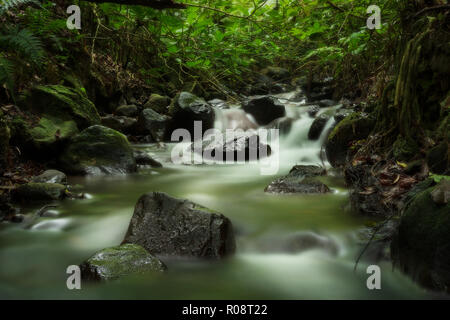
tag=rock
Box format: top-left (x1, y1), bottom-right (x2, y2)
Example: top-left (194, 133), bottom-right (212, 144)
top-left (13, 182), bottom-right (66, 202)
top-left (265, 165), bottom-right (330, 194)
top-left (426, 142), bottom-right (449, 174)
top-left (133, 150), bottom-right (162, 167)
top-left (344, 164), bottom-right (387, 217)
top-left (10, 214), bottom-right (25, 223)
top-left (431, 179), bottom-right (450, 205)
top-left (24, 85), bottom-right (101, 129)
top-left (144, 94), bottom-right (171, 114)
top-left (115, 104), bottom-right (139, 117)
top-left (32, 170), bottom-right (67, 184)
top-left (137, 109), bottom-right (171, 142)
top-left (122, 192), bottom-right (235, 259)
top-left (101, 115), bottom-right (137, 134)
top-left (0, 118), bottom-right (10, 171)
top-left (266, 117), bottom-right (294, 136)
top-left (191, 131), bottom-right (271, 162)
top-left (168, 92), bottom-right (215, 138)
top-left (242, 96), bottom-right (286, 126)
top-left (391, 182), bottom-right (450, 292)
top-left (257, 232), bottom-right (339, 255)
top-left (59, 125), bottom-right (136, 175)
top-left (325, 112), bottom-right (375, 167)
top-left (247, 74), bottom-right (273, 95)
top-left (317, 99), bottom-right (336, 108)
top-left (28, 116), bottom-right (79, 151)
top-left (308, 113), bottom-right (331, 140)
top-left (307, 105), bottom-right (320, 117)
top-left (80, 244), bottom-right (166, 282)
top-left (261, 67), bottom-right (290, 82)
top-left (334, 108), bottom-right (352, 123)
top-left (208, 99), bottom-right (230, 109)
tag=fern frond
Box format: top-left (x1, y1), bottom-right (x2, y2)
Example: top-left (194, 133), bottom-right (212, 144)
top-left (0, 54), bottom-right (15, 97)
top-left (0, 0), bottom-right (41, 16)
top-left (0, 27), bottom-right (44, 65)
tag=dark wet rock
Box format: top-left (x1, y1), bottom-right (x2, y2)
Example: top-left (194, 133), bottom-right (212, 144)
top-left (13, 182), bottom-right (66, 202)
top-left (301, 77), bottom-right (335, 103)
top-left (357, 220), bottom-right (397, 264)
top-left (122, 192), bottom-right (235, 259)
top-left (115, 104), bottom-right (139, 117)
top-left (242, 96), bottom-right (286, 126)
top-left (168, 92), bottom-right (215, 138)
top-left (32, 170), bottom-right (67, 184)
top-left (80, 244), bottom-right (166, 282)
top-left (266, 117), bottom-right (294, 136)
top-left (247, 74), bottom-right (273, 95)
top-left (431, 179), bottom-right (450, 205)
top-left (261, 66), bottom-right (290, 82)
top-left (10, 214), bottom-right (25, 223)
top-left (344, 164), bottom-right (387, 217)
top-left (426, 142), bottom-right (449, 174)
top-left (265, 165), bottom-right (330, 194)
top-left (392, 180), bottom-right (450, 292)
top-left (24, 85), bottom-right (101, 129)
top-left (101, 115), bottom-right (137, 134)
top-left (133, 150), bottom-right (162, 168)
top-left (333, 108), bottom-right (353, 123)
top-left (0, 118), bottom-right (10, 171)
top-left (308, 113), bottom-right (331, 140)
top-left (191, 131), bottom-right (271, 162)
top-left (26, 116), bottom-right (79, 151)
top-left (257, 231), bottom-right (339, 255)
top-left (137, 108), bottom-right (171, 142)
top-left (325, 112), bottom-right (375, 167)
top-left (307, 105), bottom-right (320, 117)
top-left (59, 125), bottom-right (136, 175)
top-left (144, 94), bottom-right (171, 115)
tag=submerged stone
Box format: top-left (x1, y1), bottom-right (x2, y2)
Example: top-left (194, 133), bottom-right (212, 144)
top-left (80, 243), bottom-right (166, 282)
top-left (13, 182), bottom-right (66, 202)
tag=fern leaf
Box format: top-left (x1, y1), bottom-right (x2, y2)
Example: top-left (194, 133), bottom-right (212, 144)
top-left (0, 27), bottom-right (44, 65)
top-left (0, 54), bottom-right (15, 97)
top-left (0, 0), bottom-right (41, 16)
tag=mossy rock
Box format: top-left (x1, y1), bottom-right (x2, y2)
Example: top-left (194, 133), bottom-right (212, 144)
top-left (392, 180), bottom-right (450, 292)
top-left (143, 94), bottom-right (170, 115)
top-left (59, 125), bottom-right (136, 175)
top-left (393, 136), bottom-right (420, 162)
top-left (427, 142), bottom-right (449, 174)
top-left (0, 118), bottom-right (10, 170)
top-left (24, 85), bottom-right (100, 129)
top-left (13, 182), bottom-right (66, 202)
top-left (325, 112), bottom-right (375, 167)
top-left (80, 243), bottom-right (166, 282)
top-left (30, 116), bottom-right (79, 147)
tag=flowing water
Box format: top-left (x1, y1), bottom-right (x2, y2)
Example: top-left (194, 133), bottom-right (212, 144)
top-left (0, 92), bottom-right (428, 299)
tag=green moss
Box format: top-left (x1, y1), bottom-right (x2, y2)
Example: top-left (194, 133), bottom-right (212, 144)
top-left (393, 136), bottom-right (420, 161)
top-left (13, 182), bottom-right (66, 202)
top-left (25, 85), bottom-right (100, 129)
top-left (30, 116), bottom-right (78, 145)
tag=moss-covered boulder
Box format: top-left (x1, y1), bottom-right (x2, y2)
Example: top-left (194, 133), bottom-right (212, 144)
top-left (24, 85), bottom-right (101, 129)
top-left (13, 182), bottom-right (66, 202)
top-left (29, 116), bottom-right (79, 148)
top-left (143, 94), bottom-right (171, 115)
top-left (392, 179), bottom-right (450, 292)
top-left (59, 125), bottom-right (136, 175)
top-left (80, 244), bottom-right (166, 282)
top-left (325, 112), bottom-right (375, 167)
top-left (0, 118), bottom-right (10, 171)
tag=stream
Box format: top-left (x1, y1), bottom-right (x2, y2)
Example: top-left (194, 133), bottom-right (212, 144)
top-left (0, 91), bottom-right (428, 299)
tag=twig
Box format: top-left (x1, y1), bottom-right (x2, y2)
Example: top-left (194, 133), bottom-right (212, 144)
top-left (413, 5), bottom-right (450, 18)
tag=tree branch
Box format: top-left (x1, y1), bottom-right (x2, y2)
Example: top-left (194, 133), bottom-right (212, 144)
top-left (413, 4), bottom-right (450, 18)
top-left (82, 0), bottom-right (186, 9)
top-left (326, 0), bottom-right (365, 20)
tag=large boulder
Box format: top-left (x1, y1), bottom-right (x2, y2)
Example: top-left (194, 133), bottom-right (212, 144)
top-left (24, 85), bottom-right (101, 129)
top-left (266, 117), bottom-right (294, 136)
top-left (191, 131), bottom-right (271, 162)
top-left (115, 104), bottom-right (139, 117)
top-left (101, 115), bottom-right (137, 134)
top-left (265, 165), bottom-right (330, 194)
top-left (32, 169), bottom-right (67, 184)
top-left (0, 118), bottom-right (10, 171)
top-left (143, 94), bottom-right (171, 115)
top-left (80, 244), bottom-right (166, 282)
top-left (59, 125), bottom-right (136, 175)
top-left (392, 179), bottom-right (450, 292)
top-left (426, 142), bottom-right (449, 174)
top-left (325, 112), bottom-right (375, 167)
top-left (168, 92), bottom-right (215, 138)
top-left (137, 108), bottom-right (171, 142)
top-left (13, 182), bottom-right (66, 202)
top-left (242, 96), bottom-right (286, 126)
top-left (28, 116), bottom-right (79, 149)
top-left (122, 192), bottom-right (235, 259)
top-left (308, 113), bottom-right (332, 140)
